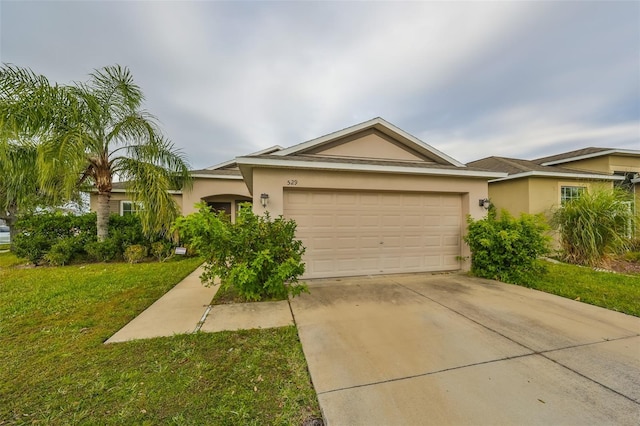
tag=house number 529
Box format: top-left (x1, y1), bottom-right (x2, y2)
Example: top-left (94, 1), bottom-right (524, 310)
top-left (287, 179), bottom-right (298, 186)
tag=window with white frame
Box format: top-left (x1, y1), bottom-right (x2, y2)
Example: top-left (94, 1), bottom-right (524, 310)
top-left (560, 186), bottom-right (585, 205)
top-left (120, 201), bottom-right (143, 216)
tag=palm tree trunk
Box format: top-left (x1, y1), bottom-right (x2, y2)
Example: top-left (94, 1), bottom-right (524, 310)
top-left (96, 192), bottom-right (111, 242)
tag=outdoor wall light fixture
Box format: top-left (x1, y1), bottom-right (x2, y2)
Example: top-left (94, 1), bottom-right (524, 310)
top-left (479, 198), bottom-right (491, 210)
top-left (260, 193), bottom-right (269, 208)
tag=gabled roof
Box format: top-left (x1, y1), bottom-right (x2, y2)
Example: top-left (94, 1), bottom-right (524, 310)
top-left (236, 118), bottom-right (506, 192)
top-left (204, 145), bottom-right (284, 171)
top-left (272, 117), bottom-right (465, 167)
top-left (189, 146), bottom-right (283, 180)
top-left (534, 147), bottom-right (640, 166)
top-left (468, 156), bottom-right (624, 183)
top-left (189, 169), bottom-right (244, 179)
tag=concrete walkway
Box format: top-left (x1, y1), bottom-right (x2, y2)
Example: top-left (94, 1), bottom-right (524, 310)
top-left (291, 273), bottom-right (640, 425)
top-left (106, 266), bottom-right (293, 343)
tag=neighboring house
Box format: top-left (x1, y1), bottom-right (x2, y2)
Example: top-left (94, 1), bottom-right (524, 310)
top-left (91, 117), bottom-right (504, 278)
top-left (468, 147), bottom-right (640, 217)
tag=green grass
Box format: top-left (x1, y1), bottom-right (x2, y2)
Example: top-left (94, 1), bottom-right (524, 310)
top-left (0, 243), bottom-right (10, 251)
top-left (0, 253), bottom-right (320, 425)
top-left (529, 261), bottom-right (640, 317)
top-left (0, 251), bottom-right (26, 268)
top-left (212, 284), bottom-right (287, 305)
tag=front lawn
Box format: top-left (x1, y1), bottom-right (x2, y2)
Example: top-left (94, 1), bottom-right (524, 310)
top-left (0, 253), bottom-right (320, 424)
top-left (529, 261), bottom-right (640, 317)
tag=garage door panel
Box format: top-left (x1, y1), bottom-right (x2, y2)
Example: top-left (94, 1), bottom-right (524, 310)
top-left (312, 260), bottom-right (336, 274)
top-left (336, 215), bottom-right (358, 227)
top-left (402, 236), bottom-right (422, 248)
top-left (360, 194), bottom-right (380, 206)
top-left (312, 237), bottom-right (336, 250)
top-left (400, 256), bottom-right (423, 268)
top-left (359, 236), bottom-right (381, 248)
top-left (284, 190), bottom-right (462, 278)
top-left (444, 256), bottom-right (461, 267)
top-left (359, 215), bottom-right (380, 227)
top-left (443, 235), bottom-right (461, 247)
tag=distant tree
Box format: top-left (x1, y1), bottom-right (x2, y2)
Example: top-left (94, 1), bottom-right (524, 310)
top-left (0, 64), bottom-right (191, 240)
top-left (0, 139), bottom-right (64, 244)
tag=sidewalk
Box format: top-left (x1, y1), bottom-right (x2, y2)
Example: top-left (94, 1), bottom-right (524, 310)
top-left (105, 265), bottom-right (293, 344)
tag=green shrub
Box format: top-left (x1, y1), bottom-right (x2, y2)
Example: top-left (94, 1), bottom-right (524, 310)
top-left (12, 212), bottom-right (97, 264)
top-left (552, 187), bottom-right (637, 266)
top-left (12, 233), bottom-right (50, 265)
top-left (174, 203), bottom-right (307, 301)
top-left (123, 244), bottom-right (148, 264)
top-left (85, 239), bottom-right (119, 262)
top-left (464, 210), bottom-right (551, 286)
top-left (10, 211), bottom-right (165, 265)
top-left (151, 240), bottom-right (173, 262)
top-left (44, 237), bottom-right (83, 266)
top-left (108, 214), bottom-right (147, 254)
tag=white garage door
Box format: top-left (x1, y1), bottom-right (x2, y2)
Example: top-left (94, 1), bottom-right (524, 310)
top-left (283, 190), bottom-right (462, 279)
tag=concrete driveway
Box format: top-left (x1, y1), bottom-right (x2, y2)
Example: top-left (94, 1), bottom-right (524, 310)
top-left (289, 273), bottom-right (640, 425)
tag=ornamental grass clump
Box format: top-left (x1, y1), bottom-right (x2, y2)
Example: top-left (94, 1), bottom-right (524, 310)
top-left (173, 203), bottom-right (307, 301)
top-left (552, 187), bottom-right (636, 267)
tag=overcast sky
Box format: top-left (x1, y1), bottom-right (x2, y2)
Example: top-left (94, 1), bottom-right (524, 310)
top-left (1, 1), bottom-right (638, 169)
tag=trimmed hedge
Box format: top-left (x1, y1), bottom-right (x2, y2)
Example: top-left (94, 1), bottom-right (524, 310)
top-left (12, 212), bottom-right (174, 265)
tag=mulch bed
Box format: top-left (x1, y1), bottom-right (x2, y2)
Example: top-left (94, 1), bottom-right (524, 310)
top-left (607, 258), bottom-right (640, 275)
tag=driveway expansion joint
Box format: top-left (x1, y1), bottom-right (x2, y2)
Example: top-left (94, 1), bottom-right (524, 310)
top-left (318, 351), bottom-right (537, 395)
top-left (391, 277), bottom-right (640, 406)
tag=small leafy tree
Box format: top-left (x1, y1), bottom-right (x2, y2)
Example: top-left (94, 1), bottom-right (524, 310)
top-left (464, 210), bottom-right (551, 285)
top-left (174, 203), bottom-right (307, 301)
top-left (552, 187), bottom-right (636, 266)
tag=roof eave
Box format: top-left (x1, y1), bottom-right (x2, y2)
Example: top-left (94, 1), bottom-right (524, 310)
top-left (489, 171), bottom-right (625, 183)
top-left (191, 173), bottom-right (244, 180)
top-left (236, 156), bottom-right (506, 179)
top-left (540, 149), bottom-right (640, 166)
top-left (94, 188), bottom-right (184, 194)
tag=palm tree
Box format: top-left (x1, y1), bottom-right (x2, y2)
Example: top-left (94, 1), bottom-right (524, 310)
top-left (0, 64), bottom-right (191, 241)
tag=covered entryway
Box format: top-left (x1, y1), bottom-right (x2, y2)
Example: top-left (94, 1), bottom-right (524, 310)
top-left (283, 189), bottom-right (462, 278)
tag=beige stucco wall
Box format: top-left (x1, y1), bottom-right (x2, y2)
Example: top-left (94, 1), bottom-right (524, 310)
top-left (488, 177), bottom-right (614, 218)
top-left (319, 133), bottom-right (426, 162)
top-left (249, 167), bottom-right (491, 270)
top-left (180, 177), bottom-right (250, 216)
top-left (561, 155), bottom-right (640, 174)
top-left (488, 179), bottom-right (530, 216)
top-left (89, 192), bottom-right (183, 215)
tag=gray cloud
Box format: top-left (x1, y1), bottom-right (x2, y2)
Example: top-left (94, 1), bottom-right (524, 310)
top-left (1, 1), bottom-right (638, 168)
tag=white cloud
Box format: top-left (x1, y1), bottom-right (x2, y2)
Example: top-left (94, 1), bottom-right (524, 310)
top-left (1, 1), bottom-right (638, 168)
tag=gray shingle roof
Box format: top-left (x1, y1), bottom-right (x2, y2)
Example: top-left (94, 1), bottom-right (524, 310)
top-left (532, 147), bottom-right (611, 164)
top-left (189, 169), bottom-right (242, 176)
top-left (467, 156), bottom-right (615, 178)
top-left (246, 154), bottom-right (495, 173)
